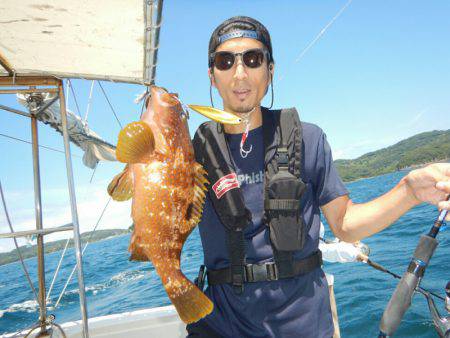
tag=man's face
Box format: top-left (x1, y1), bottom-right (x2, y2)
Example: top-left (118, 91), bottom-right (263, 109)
top-left (209, 37), bottom-right (273, 114)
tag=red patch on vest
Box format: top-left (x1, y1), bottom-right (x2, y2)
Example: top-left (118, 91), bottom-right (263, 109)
top-left (212, 173), bottom-right (240, 199)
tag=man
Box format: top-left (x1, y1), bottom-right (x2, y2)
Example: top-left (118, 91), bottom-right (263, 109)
top-left (187, 16), bottom-right (450, 338)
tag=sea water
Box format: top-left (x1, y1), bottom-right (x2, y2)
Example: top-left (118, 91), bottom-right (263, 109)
top-left (0, 171), bottom-right (448, 337)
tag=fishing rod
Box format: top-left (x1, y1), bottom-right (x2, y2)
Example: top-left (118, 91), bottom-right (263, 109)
top-left (358, 255), bottom-right (445, 302)
top-left (378, 196), bottom-right (450, 337)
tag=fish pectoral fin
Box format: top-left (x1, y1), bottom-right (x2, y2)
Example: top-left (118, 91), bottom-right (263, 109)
top-left (107, 165), bottom-right (134, 201)
top-left (188, 162), bottom-right (208, 224)
top-left (116, 121), bottom-right (155, 164)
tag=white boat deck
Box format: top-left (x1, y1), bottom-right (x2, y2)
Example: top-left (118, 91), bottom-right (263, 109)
top-left (4, 305), bottom-right (187, 338)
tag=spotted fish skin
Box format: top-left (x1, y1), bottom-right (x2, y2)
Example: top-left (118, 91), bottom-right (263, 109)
top-left (108, 86), bottom-right (212, 324)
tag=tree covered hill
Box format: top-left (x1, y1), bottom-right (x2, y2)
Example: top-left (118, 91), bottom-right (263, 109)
top-left (335, 130), bottom-right (450, 182)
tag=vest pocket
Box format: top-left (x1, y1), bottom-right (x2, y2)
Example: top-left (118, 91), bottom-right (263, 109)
top-left (266, 171), bottom-right (306, 251)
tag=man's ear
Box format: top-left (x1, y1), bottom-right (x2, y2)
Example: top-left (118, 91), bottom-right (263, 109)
top-left (208, 68), bottom-right (216, 88)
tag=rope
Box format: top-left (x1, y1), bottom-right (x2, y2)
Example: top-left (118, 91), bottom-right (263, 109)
top-left (98, 81), bottom-right (123, 129)
top-left (54, 197), bottom-right (112, 308)
top-left (89, 165), bottom-right (97, 183)
top-left (83, 80), bottom-right (95, 122)
top-left (46, 238), bottom-right (71, 303)
top-left (0, 132), bottom-right (81, 157)
top-left (0, 180), bottom-right (40, 306)
top-left (67, 79), bottom-right (82, 118)
top-left (279, 0), bottom-right (353, 82)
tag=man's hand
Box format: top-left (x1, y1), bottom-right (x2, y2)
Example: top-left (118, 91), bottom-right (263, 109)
top-left (402, 163), bottom-right (450, 219)
top-left (322, 162), bottom-right (450, 242)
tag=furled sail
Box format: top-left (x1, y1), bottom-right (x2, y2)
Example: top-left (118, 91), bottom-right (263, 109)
top-left (17, 92), bottom-right (116, 168)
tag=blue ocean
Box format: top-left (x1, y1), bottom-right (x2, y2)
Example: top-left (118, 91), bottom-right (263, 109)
top-left (0, 171), bottom-right (448, 337)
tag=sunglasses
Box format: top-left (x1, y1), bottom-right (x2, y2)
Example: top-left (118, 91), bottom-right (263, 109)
top-left (210, 48), bottom-right (270, 71)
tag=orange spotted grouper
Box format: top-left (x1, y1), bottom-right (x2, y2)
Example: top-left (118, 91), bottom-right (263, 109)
top-left (107, 86), bottom-right (241, 324)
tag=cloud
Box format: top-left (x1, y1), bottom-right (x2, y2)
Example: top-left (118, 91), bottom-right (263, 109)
top-left (0, 182), bottom-right (131, 253)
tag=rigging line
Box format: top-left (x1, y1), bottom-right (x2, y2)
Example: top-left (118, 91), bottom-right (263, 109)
top-left (67, 79), bottom-right (82, 118)
top-left (83, 80), bottom-right (95, 122)
top-left (98, 81), bottom-right (123, 129)
top-left (49, 137), bottom-right (99, 302)
top-left (0, 132), bottom-right (82, 158)
top-left (278, 0), bottom-right (353, 82)
top-left (89, 165), bottom-right (97, 183)
top-left (54, 197), bottom-right (112, 308)
top-left (46, 237), bottom-right (70, 303)
top-left (0, 180), bottom-right (40, 306)
top-left (65, 79), bottom-right (70, 112)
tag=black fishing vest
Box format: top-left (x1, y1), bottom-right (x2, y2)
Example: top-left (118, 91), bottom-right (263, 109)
top-left (193, 107), bottom-right (321, 293)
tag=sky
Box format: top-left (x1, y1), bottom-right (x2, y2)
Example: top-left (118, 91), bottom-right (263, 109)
top-left (0, 1), bottom-right (449, 252)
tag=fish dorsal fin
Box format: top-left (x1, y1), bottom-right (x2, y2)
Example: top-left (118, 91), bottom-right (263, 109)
top-left (116, 121), bottom-right (155, 164)
top-left (108, 165), bottom-right (134, 201)
top-left (188, 162), bottom-right (208, 225)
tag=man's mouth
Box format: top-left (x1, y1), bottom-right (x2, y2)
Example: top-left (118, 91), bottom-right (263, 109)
top-left (233, 89), bottom-right (251, 101)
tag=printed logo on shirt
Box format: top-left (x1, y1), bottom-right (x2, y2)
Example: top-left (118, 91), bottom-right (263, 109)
top-left (237, 170), bottom-right (264, 186)
top-left (212, 173), bottom-right (240, 199)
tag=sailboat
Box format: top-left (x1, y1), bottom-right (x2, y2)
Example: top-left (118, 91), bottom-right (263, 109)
top-left (0, 1), bottom-right (190, 336)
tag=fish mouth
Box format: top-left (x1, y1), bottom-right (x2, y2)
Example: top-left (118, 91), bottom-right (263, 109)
top-left (151, 86), bottom-right (179, 106)
top-left (187, 105), bottom-right (242, 125)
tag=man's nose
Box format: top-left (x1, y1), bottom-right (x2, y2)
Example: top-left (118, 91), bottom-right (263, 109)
top-left (233, 59), bottom-right (248, 80)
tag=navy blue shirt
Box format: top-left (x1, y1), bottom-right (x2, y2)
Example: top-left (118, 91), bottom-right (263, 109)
top-left (196, 121), bottom-right (348, 338)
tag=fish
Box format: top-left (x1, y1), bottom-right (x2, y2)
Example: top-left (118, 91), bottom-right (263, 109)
top-left (107, 86), bottom-right (240, 324)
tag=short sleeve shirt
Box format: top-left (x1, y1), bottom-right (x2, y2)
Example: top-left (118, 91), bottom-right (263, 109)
top-left (194, 119), bottom-right (348, 338)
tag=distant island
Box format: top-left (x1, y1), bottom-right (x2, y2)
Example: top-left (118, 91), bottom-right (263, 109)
top-left (335, 130), bottom-right (450, 182)
top-left (0, 229), bottom-right (129, 266)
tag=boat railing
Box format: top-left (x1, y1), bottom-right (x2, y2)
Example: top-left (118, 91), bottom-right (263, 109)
top-left (0, 76), bottom-right (89, 337)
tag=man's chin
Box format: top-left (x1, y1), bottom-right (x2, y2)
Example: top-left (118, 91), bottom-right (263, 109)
top-left (232, 104), bottom-right (256, 114)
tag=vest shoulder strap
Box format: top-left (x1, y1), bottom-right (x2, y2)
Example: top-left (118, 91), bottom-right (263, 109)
top-left (277, 107), bottom-right (303, 177)
top-left (265, 107), bottom-right (305, 278)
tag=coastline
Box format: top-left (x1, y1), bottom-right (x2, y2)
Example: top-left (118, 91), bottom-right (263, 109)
top-left (341, 158), bottom-right (450, 184)
top-left (0, 229), bottom-right (130, 266)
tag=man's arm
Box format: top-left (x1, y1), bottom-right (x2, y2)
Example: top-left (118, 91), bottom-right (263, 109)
top-left (322, 163), bottom-right (450, 243)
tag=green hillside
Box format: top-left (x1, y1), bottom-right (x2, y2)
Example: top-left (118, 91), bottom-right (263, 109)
top-left (335, 130), bottom-right (450, 182)
top-left (0, 229), bottom-right (129, 266)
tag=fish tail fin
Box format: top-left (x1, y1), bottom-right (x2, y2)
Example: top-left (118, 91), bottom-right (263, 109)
top-left (128, 232), bottom-right (149, 261)
top-left (165, 270), bottom-right (213, 324)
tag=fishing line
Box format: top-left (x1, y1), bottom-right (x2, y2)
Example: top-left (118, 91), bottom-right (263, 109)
top-left (320, 237), bottom-right (445, 301)
top-left (360, 256), bottom-right (445, 301)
